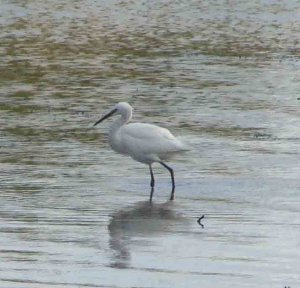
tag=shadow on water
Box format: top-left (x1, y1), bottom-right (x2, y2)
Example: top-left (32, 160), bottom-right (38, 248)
top-left (108, 199), bottom-right (186, 269)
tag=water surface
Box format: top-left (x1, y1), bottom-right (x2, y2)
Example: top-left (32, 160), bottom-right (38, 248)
top-left (0, 0), bottom-right (300, 287)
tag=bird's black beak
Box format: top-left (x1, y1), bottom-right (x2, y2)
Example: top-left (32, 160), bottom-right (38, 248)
top-left (93, 108), bottom-right (117, 126)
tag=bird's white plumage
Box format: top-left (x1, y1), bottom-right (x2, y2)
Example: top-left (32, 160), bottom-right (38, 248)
top-left (96, 102), bottom-right (187, 164)
top-left (117, 123), bottom-right (187, 163)
top-left (94, 102), bottom-right (186, 200)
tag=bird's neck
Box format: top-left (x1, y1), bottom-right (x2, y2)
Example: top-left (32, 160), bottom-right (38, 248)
top-left (109, 115), bottom-right (131, 135)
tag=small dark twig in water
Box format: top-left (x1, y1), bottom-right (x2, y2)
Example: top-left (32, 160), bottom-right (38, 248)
top-left (197, 215), bottom-right (205, 228)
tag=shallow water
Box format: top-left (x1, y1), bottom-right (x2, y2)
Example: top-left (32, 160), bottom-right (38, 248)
top-left (1, 0), bottom-right (300, 287)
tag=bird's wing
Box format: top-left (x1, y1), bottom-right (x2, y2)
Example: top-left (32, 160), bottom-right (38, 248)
top-left (120, 123), bottom-right (185, 155)
top-left (123, 123), bottom-right (175, 140)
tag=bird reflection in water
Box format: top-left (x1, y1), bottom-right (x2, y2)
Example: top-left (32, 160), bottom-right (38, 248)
top-left (108, 200), bottom-right (185, 269)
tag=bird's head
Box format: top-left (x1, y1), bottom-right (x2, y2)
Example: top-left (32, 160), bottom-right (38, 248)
top-left (93, 102), bottom-right (133, 126)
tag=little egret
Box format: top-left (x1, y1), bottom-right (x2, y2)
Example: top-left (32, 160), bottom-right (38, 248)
top-left (93, 102), bottom-right (187, 200)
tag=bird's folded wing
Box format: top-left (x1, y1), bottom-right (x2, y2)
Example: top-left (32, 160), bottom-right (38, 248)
top-left (120, 123), bottom-right (185, 155)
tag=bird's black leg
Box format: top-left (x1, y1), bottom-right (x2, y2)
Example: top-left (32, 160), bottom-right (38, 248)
top-left (149, 187), bottom-right (154, 202)
top-left (159, 161), bottom-right (175, 200)
top-left (149, 164), bottom-right (155, 188)
top-left (149, 164), bottom-right (155, 202)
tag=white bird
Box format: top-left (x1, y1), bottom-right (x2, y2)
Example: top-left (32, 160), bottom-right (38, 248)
top-left (93, 102), bottom-right (187, 200)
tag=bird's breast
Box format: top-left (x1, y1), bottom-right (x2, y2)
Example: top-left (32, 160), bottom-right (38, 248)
top-left (108, 130), bottom-right (127, 155)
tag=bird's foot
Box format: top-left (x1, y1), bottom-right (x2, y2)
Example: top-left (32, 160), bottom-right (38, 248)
top-left (169, 188), bottom-right (175, 200)
top-left (149, 187), bottom-right (154, 202)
